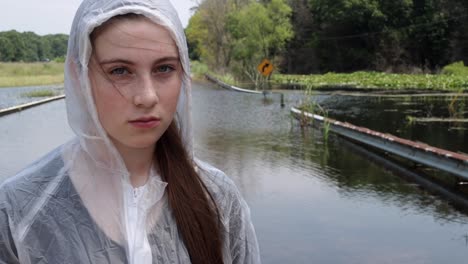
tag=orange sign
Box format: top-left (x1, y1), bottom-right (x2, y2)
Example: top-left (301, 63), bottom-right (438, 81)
top-left (257, 59), bottom-right (274, 77)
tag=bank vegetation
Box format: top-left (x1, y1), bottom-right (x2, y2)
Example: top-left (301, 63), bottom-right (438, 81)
top-left (187, 0), bottom-right (468, 91)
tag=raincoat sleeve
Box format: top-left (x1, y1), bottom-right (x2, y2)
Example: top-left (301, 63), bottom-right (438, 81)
top-left (0, 187), bottom-right (19, 264)
top-left (227, 186), bottom-right (261, 264)
top-left (202, 166), bottom-right (261, 264)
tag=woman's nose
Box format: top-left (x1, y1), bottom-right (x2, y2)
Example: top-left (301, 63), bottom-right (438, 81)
top-left (133, 74), bottom-right (159, 108)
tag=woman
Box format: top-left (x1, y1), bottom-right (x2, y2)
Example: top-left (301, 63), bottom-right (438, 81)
top-left (0, 0), bottom-right (260, 263)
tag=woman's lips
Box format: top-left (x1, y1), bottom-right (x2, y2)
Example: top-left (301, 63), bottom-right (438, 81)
top-left (129, 117), bottom-right (161, 129)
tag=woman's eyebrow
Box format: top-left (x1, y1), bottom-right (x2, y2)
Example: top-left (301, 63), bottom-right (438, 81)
top-left (99, 58), bottom-right (135, 65)
top-left (155, 57), bottom-right (180, 63)
top-left (99, 56), bottom-right (180, 65)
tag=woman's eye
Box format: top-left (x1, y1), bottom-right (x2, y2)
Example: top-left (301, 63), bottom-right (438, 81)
top-left (110, 67), bottom-right (129, 76)
top-left (156, 65), bottom-right (174, 73)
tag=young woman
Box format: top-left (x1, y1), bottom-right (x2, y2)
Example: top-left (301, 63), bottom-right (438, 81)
top-left (0, 0), bottom-right (260, 263)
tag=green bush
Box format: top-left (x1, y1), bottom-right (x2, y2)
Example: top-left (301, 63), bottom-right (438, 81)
top-left (442, 61), bottom-right (468, 76)
top-left (190, 60), bottom-right (209, 80)
top-left (53, 56), bottom-right (66, 63)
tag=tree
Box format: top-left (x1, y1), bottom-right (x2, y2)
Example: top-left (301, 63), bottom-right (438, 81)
top-left (227, 0), bottom-right (293, 82)
top-left (186, 10), bottom-right (211, 63)
top-left (307, 0), bottom-right (386, 72)
top-left (45, 34), bottom-right (68, 59)
top-left (405, 0), bottom-right (456, 70)
top-left (0, 31), bottom-right (68, 62)
top-left (0, 37), bottom-right (14, 61)
top-left (186, 0), bottom-right (248, 70)
top-left (281, 0), bottom-right (319, 73)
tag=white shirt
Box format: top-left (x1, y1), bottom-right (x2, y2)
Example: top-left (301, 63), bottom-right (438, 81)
top-left (124, 169), bottom-right (167, 264)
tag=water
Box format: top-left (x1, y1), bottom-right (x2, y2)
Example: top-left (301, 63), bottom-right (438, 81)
top-left (1, 82), bottom-right (468, 263)
top-left (0, 85), bottom-right (64, 109)
top-left (0, 100), bottom-right (73, 180)
top-left (318, 94), bottom-right (468, 153)
top-left (191, 84), bottom-right (468, 263)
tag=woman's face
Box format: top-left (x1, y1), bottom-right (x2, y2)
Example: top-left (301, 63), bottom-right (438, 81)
top-left (89, 16), bottom-right (182, 151)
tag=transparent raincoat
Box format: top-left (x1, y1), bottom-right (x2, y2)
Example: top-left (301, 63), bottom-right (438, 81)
top-left (0, 0), bottom-right (260, 263)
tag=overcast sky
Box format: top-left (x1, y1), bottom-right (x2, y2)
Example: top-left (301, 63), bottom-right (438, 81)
top-left (0, 0), bottom-right (197, 35)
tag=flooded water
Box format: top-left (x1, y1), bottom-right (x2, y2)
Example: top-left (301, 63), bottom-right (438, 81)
top-left (318, 94), bottom-right (468, 154)
top-left (0, 85), bottom-right (64, 109)
top-left (1, 82), bottom-right (468, 263)
top-left (0, 100), bottom-right (73, 179)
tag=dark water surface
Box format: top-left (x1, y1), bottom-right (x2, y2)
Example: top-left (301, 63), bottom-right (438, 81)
top-left (318, 94), bottom-right (468, 153)
top-left (1, 82), bottom-right (468, 263)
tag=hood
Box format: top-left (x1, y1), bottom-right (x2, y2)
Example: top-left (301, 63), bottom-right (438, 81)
top-left (64, 0), bottom-right (193, 178)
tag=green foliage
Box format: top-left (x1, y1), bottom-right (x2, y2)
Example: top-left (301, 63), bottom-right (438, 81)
top-left (187, 0), bottom-right (293, 82)
top-left (441, 61), bottom-right (468, 76)
top-left (281, 0), bottom-right (467, 73)
top-left (306, 0), bottom-right (386, 71)
top-left (274, 71), bottom-right (468, 90)
top-left (21, 90), bottom-right (56, 97)
top-left (229, 0), bottom-right (293, 62)
top-left (190, 60), bottom-right (209, 80)
top-left (228, 0), bottom-right (293, 84)
top-left (53, 56), bottom-right (66, 63)
top-left (188, 0), bottom-right (468, 75)
top-left (0, 37), bottom-right (15, 61)
top-left (186, 12), bottom-right (209, 62)
top-left (186, 0), bottom-right (243, 70)
top-left (0, 31), bottom-right (68, 62)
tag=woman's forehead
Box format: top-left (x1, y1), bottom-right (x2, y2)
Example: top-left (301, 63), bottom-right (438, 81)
top-left (93, 16), bottom-right (179, 56)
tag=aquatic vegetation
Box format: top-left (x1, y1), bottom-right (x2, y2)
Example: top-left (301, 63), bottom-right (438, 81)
top-left (447, 92), bottom-right (466, 119)
top-left (273, 71), bottom-right (468, 91)
top-left (406, 116), bottom-right (416, 125)
top-left (21, 90), bottom-right (56, 98)
top-left (297, 100), bottom-right (331, 140)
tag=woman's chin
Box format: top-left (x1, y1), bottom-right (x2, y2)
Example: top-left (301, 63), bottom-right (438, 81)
top-left (110, 135), bottom-right (159, 151)
top-left (126, 139), bottom-right (158, 150)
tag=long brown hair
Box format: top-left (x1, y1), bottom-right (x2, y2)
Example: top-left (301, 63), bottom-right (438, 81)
top-left (91, 14), bottom-right (224, 263)
top-left (157, 122), bottom-right (224, 263)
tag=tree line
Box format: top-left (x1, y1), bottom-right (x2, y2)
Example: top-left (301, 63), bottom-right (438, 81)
top-left (186, 0), bottom-right (468, 76)
top-left (0, 30), bottom-right (68, 62)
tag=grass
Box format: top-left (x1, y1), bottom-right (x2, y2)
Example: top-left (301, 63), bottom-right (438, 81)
top-left (190, 60), bottom-right (240, 86)
top-left (0, 62), bottom-right (64, 87)
top-left (190, 60), bottom-right (210, 81)
top-left (21, 90), bottom-right (56, 98)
